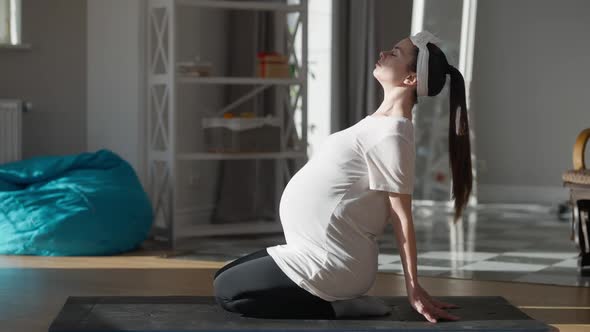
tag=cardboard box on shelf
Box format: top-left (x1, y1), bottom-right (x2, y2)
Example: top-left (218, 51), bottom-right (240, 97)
top-left (256, 52), bottom-right (290, 78)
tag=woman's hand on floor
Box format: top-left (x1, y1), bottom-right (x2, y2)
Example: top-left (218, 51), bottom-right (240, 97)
top-left (416, 284), bottom-right (461, 310)
top-left (407, 283), bottom-right (461, 323)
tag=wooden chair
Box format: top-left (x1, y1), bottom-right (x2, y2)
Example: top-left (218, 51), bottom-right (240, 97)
top-left (562, 128), bottom-right (590, 276)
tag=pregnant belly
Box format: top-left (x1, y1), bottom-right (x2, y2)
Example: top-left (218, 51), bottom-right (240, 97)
top-left (280, 163), bottom-right (349, 223)
top-left (279, 164), bottom-right (326, 219)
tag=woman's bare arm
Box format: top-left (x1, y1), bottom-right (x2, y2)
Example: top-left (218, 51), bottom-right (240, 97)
top-left (387, 192), bottom-right (461, 323)
top-left (387, 192), bottom-right (418, 288)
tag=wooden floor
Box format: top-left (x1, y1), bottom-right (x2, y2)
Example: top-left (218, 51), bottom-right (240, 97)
top-left (0, 248), bottom-right (588, 332)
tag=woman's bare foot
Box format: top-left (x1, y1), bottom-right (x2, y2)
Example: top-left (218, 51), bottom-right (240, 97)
top-left (331, 296), bottom-right (392, 318)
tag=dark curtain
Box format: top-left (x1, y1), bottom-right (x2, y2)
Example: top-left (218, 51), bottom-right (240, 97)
top-left (212, 6), bottom-right (297, 223)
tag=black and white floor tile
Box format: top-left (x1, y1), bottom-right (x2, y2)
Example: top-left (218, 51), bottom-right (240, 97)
top-left (166, 203), bottom-right (590, 287)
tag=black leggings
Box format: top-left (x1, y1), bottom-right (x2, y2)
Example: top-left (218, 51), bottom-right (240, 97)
top-left (213, 248), bottom-right (336, 319)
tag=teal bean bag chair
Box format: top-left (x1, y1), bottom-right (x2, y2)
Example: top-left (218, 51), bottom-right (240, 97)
top-left (0, 150), bottom-right (153, 256)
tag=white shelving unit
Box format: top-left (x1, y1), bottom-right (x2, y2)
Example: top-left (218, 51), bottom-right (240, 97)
top-left (147, 0), bottom-right (308, 247)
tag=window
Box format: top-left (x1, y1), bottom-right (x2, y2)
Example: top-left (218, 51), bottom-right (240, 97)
top-left (287, 0), bottom-right (332, 158)
top-left (0, 0), bottom-right (21, 45)
top-left (306, 0), bottom-right (332, 158)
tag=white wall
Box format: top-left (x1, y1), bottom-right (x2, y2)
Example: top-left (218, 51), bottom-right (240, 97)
top-left (87, 0), bottom-right (145, 184)
top-left (472, 0), bottom-right (590, 203)
top-left (0, 0), bottom-right (87, 158)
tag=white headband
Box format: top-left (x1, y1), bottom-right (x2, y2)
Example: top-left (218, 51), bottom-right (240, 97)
top-left (409, 31), bottom-right (442, 97)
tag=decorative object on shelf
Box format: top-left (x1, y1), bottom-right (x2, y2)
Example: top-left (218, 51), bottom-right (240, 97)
top-left (202, 114), bottom-right (281, 153)
top-left (177, 56), bottom-right (213, 76)
top-left (256, 52), bottom-right (290, 78)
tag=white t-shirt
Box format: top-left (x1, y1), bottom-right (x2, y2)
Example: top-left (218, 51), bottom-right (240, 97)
top-left (266, 114), bottom-right (415, 301)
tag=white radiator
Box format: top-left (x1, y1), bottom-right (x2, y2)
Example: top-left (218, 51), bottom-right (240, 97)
top-left (0, 99), bottom-right (23, 164)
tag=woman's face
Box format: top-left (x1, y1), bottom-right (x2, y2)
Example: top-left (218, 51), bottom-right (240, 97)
top-left (373, 38), bottom-right (417, 88)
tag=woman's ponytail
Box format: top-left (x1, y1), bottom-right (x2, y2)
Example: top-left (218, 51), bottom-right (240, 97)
top-left (447, 65), bottom-right (473, 222)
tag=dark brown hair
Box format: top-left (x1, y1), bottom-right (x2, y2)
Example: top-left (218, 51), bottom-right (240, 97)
top-left (409, 43), bottom-right (473, 222)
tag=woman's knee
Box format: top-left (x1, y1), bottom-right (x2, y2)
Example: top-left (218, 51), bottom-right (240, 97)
top-left (214, 270), bottom-right (247, 312)
top-left (215, 295), bottom-right (238, 313)
top-left (213, 272), bottom-right (232, 299)
top-left (214, 277), bottom-right (235, 311)
top-left (214, 272), bottom-right (266, 316)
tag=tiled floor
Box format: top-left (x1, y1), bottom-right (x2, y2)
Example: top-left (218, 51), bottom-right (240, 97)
top-left (166, 203), bottom-right (590, 287)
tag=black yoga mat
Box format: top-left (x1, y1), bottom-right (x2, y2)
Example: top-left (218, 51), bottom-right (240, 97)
top-left (49, 296), bottom-right (553, 331)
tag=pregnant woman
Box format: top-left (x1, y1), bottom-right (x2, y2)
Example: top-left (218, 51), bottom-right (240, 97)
top-left (213, 31), bottom-right (472, 323)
